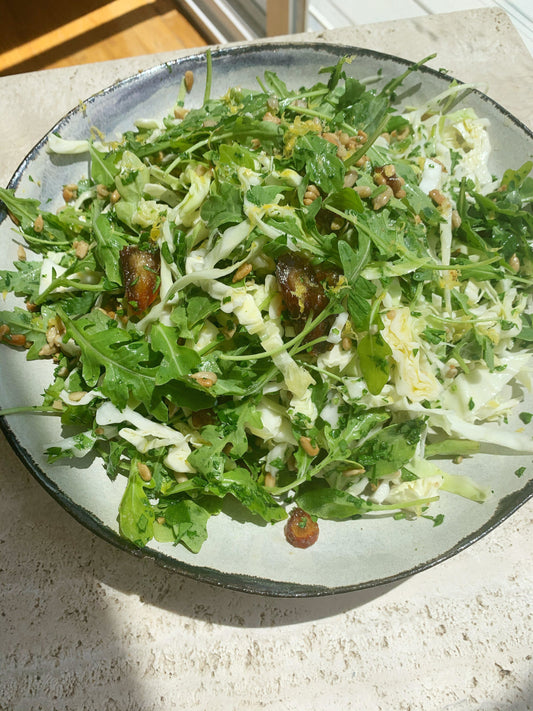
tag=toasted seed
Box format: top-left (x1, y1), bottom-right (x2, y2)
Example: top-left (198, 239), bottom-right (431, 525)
top-left (354, 185), bottom-right (372, 198)
top-left (62, 184), bottom-right (77, 202)
top-left (174, 105), bottom-right (189, 119)
top-left (264, 473), bottom-right (276, 488)
top-left (68, 391), bottom-right (87, 402)
top-left (509, 254), bottom-right (520, 273)
top-left (184, 70), bottom-right (194, 93)
top-left (343, 169), bottom-right (359, 188)
top-left (96, 184), bottom-right (109, 199)
top-left (232, 262), bottom-right (253, 283)
top-left (303, 183), bottom-right (320, 206)
top-left (7, 210), bottom-right (19, 226)
top-left (0, 324), bottom-right (10, 341)
top-left (39, 343), bottom-right (57, 357)
top-left (299, 435), bottom-right (320, 457)
top-left (341, 336), bottom-right (352, 351)
top-left (262, 111), bottom-right (281, 124)
top-left (17, 245), bottom-right (27, 261)
top-left (34, 214), bottom-right (44, 233)
top-left (189, 371), bottom-right (218, 388)
top-left (429, 188), bottom-right (446, 206)
top-left (342, 467), bottom-right (366, 477)
top-left (322, 132), bottom-right (341, 147)
top-left (137, 462), bottom-right (152, 482)
top-left (446, 364), bottom-right (458, 378)
top-left (73, 240), bottom-right (90, 259)
top-left (9, 334), bottom-right (27, 347)
top-left (373, 185), bottom-right (393, 210)
top-left (109, 189), bottom-right (121, 204)
top-left (451, 209), bottom-right (462, 230)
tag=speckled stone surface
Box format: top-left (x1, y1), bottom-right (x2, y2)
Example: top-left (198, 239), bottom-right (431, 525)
top-left (0, 8), bottom-right (532, 710)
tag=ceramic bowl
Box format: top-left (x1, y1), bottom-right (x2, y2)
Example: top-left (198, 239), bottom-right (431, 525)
top-left (1, 43), bottom-right (532, 596)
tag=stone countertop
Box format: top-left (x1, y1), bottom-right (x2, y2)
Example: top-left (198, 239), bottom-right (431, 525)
top-left (0, 8), bottom-right (532, 710)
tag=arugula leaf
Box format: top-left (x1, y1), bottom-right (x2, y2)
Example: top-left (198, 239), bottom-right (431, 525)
top-left (186, 293), bottom-right (219, 328)
top-left (318, 410), bottom-right (388, 477)
top-left (336, 76), bottom-right (366, 111)
top-left (402, 183), bottom-right (443, 226)
top-left (150, 322), bottom-right (201, 385)
top-left (0, 188), bottom-right (42, 230)
top-left (89, 143), bottom-right (120, 187)
top-left (357, 331), bottom-right (392, 395)
top-left (118, 461), bottom-right (155, 547)
top-left (450, 328), bottom-right (495, 372)
top-left (221, 114), bottom-right (282, 149)
top-left (160, 498), bottom-right (211, 553)
top-left (324, 188), bottom-right (364, 215)
top-left (209, 467), bottom-right (287, 522)
top-left (338, 234), bottom-right (370, 283)
top-left (296, 486), bottom-right (377, 520)
top-left (92, 209), bottom-right (128, 284)
top-left (0, 187), bottom-right (70, 246)
top-left (263, 70), bottom-right (290, 99)
top-left (200, 183), bottom-right (243, 230)
top-left (353, 418), bottom-right (426, 480)
top-left (501, 161), bottom-right (533, 191)
top-left (190, 439), bottom-right (286, 522)
top-left (57, 307), bottom-right (166, 417)
top-left (246, 184), bottom-right (287, 206)
top-left (0, 307), bottom-right (46, 358)
top-left (346, 276), bottom-right (376, 332)
top-left (292, 134), bottom-right (344, 193)
top-left (187, 411), bottom-right (286, 523)
top-left (218, 142), bottom-right (256, 170)
top-left (0, 260), bottom-right (43, 301)
top-left (296, 483), bottom-right (435, 520)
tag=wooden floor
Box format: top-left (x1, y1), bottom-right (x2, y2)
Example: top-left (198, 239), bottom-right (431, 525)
top-left (0, 0), bottom-right (208, 77)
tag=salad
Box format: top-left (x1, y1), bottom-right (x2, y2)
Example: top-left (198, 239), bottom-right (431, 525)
top-left (1, 53), bottom-right (533, 553)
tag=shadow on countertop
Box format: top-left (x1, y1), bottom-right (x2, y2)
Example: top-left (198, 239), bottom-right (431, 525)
top-left (0, 431), bottom-right (402, 630)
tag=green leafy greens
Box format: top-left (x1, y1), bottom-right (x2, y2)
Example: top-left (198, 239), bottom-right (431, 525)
top-left (1, 53), bottom-right (532, 553)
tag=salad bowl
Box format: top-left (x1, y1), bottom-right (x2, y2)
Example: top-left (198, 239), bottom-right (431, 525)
top-left (1, 42), bottom-right (532, 596)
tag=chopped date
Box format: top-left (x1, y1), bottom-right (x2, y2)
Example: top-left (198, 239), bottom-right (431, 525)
top-left (284, 507), bottom-right (319, 548)
top-left (275, 252), bottom-right (328, 319)
top-left (119, 246), bottom-right (161, 315)
top-left (275, 252), bottom-right (339, 353)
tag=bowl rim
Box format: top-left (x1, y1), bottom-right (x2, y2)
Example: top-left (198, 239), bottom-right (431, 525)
top-left (1, 40), bottom-right (532, 597)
